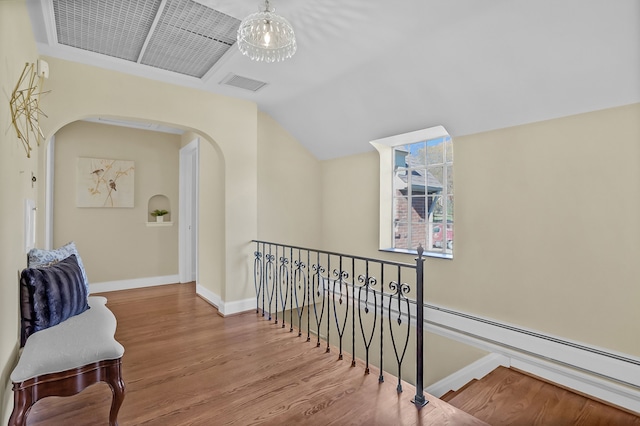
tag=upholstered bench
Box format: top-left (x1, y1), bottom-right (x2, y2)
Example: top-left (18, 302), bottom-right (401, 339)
top-left (9, 243), bottom-right (126, 425)
top-left (9, 295), bottom-right (125, 426)
top-left (9, 296), bottom-right (125, 426)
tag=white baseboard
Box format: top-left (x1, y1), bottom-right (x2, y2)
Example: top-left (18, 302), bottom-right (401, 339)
top-left (425, 305), bottom-right (640, 388)
top-left (222, 298), bottom-right (256, 316)
top-left (426, 348), bottom-right (640, 414)
top-left (89, 275), bottom-right (180, 294)
top-left (509, 354), bottom-right (640, 415)
top-left (322, 283), bottom-right (640, 411)
top-left (427, 353), bottom-right (510, 398)
top-left (265, 279), bottom-right (640, 411)
top-left (195, 284), bottom-right (221, 310)
top-left (424, 305), bottom-right (640, 413)
top-left (195, 284), bottom-right (255, 316)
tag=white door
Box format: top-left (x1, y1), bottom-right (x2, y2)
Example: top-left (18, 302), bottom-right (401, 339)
top-left (179, 139), bottom-right (199, 283)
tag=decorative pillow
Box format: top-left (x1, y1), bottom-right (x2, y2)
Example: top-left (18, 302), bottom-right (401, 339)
top-left (19, 254), bottom-right (90, 346)
top-left (28, 241), bottom-right (89, 296)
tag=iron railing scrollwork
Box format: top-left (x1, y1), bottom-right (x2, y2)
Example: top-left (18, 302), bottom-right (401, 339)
top-left (252, 240), bottom-right (428, 409)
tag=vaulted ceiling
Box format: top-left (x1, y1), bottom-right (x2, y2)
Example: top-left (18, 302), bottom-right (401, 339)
top-left (27, 0), bottom-right (640, 160)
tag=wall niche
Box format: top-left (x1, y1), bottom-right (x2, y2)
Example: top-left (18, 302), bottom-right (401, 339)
top-left (147, 194), bottom-right (172, 225)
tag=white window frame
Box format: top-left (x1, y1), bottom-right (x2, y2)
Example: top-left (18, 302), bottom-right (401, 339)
top-left (370, 125), bottom-right (453, 259)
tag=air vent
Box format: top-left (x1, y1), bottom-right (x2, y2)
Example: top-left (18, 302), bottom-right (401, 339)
top-left (219, 73), bottom-right (268, 92)
top-left (52, 0), bottom-right (240, 78)
top-left (141, 0), bottom-right (240, 78)
top-left (53, 0), bottom-right (162, 62)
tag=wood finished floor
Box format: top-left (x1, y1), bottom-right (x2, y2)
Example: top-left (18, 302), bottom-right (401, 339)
top-left (442, 366), bottom-right (640, 426)
top-left (25, 283), bottom-right (485, 426)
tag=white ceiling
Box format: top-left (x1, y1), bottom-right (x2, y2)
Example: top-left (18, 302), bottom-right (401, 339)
top-left (27, 0), bottom-right (640, 160)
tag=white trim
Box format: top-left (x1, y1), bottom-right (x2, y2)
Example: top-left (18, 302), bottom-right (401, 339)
top-left (39, 0), bottom-right (58, 44)
top-left (370, 125), bottom-right (449, 148)
top-left (136, 0), bottom-right (167, 64)
top-left (179, 138), bottom-right (199, 283)
top-left (195, 284), bottom-right (255, 316)
top-left (221, 298), bottom-right (256, 316)
top-left (423, 306), bottom-right (640, 413)
top-left (89, 274), bottom-right (179, 294)
top-left (423, 305), bottom-right (640, 388)
top-left (24, 199), bottom-right (36, 254)
top-left (301, 279), bottom-right (640, 411)
top-left (336, 282), bottom-right (640, 388)
top-left (426, 353), bottom-right (510, 398)
top-left (146, 221), bottom-right (173, 227)
top-left (195, 284), bottom-right (221, 309)
top-left (370, 125), bottom-right (453, 253)
top-left (509, 353), bottom-right (640, 414)
top-left (35, 42), bottom-right (207, 91)
top-left (200, 41), bottom-right (239, 84)
top-left (82, 117), bottom-right (183, 135)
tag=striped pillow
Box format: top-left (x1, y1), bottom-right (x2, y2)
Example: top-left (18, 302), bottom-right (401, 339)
top-left (28, 241), bottom-right (90, 297)
top-left (19, 254), bottom-right (90, 345)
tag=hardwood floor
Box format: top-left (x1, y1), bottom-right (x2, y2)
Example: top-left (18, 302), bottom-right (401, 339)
top-left (442, 366), bottom-right (640, 426)
top-left (24, 283), bottom-right (485, 425)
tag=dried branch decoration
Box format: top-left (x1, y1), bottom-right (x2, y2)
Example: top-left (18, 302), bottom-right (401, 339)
top-left (9, 62), bottom-right (49, 158)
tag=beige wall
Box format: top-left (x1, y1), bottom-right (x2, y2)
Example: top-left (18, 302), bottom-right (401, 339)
top-left (321, 103), bottom-right (640, 358)
top-left (257, 111), bottom-right (322, 246)
top-left (53, 121), bottom-right (180, 284)
top-left (321, 151), bottom-right (382, 257)
top-left (1, 0), bottom-right (637, 418)
top-left (181, 131), bottom-right (227, 300)
top-left (0, 0), bottom-right (40, 421)
top-left (37, 56), bottom-right (258, 304)
top-left (318, 152), bottom-right (490, 385)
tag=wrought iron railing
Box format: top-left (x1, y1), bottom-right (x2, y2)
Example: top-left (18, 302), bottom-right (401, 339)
top-left (252, 240), bottom-right (427, 408)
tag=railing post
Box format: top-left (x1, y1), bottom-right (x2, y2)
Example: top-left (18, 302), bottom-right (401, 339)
top-left (412, 244), bottom-right (428, 408)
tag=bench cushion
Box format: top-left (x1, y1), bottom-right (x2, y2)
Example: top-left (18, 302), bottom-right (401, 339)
top-left (11, 296), bottom-right (124, 383)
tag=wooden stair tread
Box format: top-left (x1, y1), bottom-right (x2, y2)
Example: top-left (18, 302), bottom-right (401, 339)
top-left (444, 366), bottom-right (640, 426)
top-left (440, 378), bottom-right (479, 402)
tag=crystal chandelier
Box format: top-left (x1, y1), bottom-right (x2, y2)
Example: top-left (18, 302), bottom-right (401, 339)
top-left (237, 0), bottom-right (297, 63)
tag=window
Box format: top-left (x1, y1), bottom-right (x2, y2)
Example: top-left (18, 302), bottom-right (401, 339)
top-left (371, 126), bottom-right (453, 258)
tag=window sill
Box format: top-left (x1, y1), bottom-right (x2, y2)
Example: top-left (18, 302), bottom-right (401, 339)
top-left (379, 247), bottom-right (453, 260)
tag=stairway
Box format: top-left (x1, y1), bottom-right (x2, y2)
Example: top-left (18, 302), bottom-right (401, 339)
top-left (440, 366), bottom-right (640, 425)
top-left (440, 378), bottom-right (479, 402)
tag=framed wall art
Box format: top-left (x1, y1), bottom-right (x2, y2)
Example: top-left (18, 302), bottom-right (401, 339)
top-left (77, 157), bottom-right (135, 208)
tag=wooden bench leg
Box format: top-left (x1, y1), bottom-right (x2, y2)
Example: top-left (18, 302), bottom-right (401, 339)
top-left (107, 360), bottom-right (126, 426)
top-left (9, 358), bottom-right (125, 426)
top-left (8, 387), bottom-right (31, 426)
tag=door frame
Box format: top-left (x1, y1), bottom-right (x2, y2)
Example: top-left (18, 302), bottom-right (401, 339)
top-left (179, 138), bottom-right (199, 283)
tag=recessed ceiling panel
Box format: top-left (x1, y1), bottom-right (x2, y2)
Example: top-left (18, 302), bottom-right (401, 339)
top-left (53, 0), bottom-right (162, 62)
top-left (140, 0), bottom-right (240, 78)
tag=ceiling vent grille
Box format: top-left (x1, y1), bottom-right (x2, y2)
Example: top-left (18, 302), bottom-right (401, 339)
top-left (219, 73), bottom-right (268, 92)
top-left (53, 0), bottom-right (162, 62)
top-left (52, 0), bottom-right (240, 78)
top-left (140, 0), bottom-right (240, 78)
